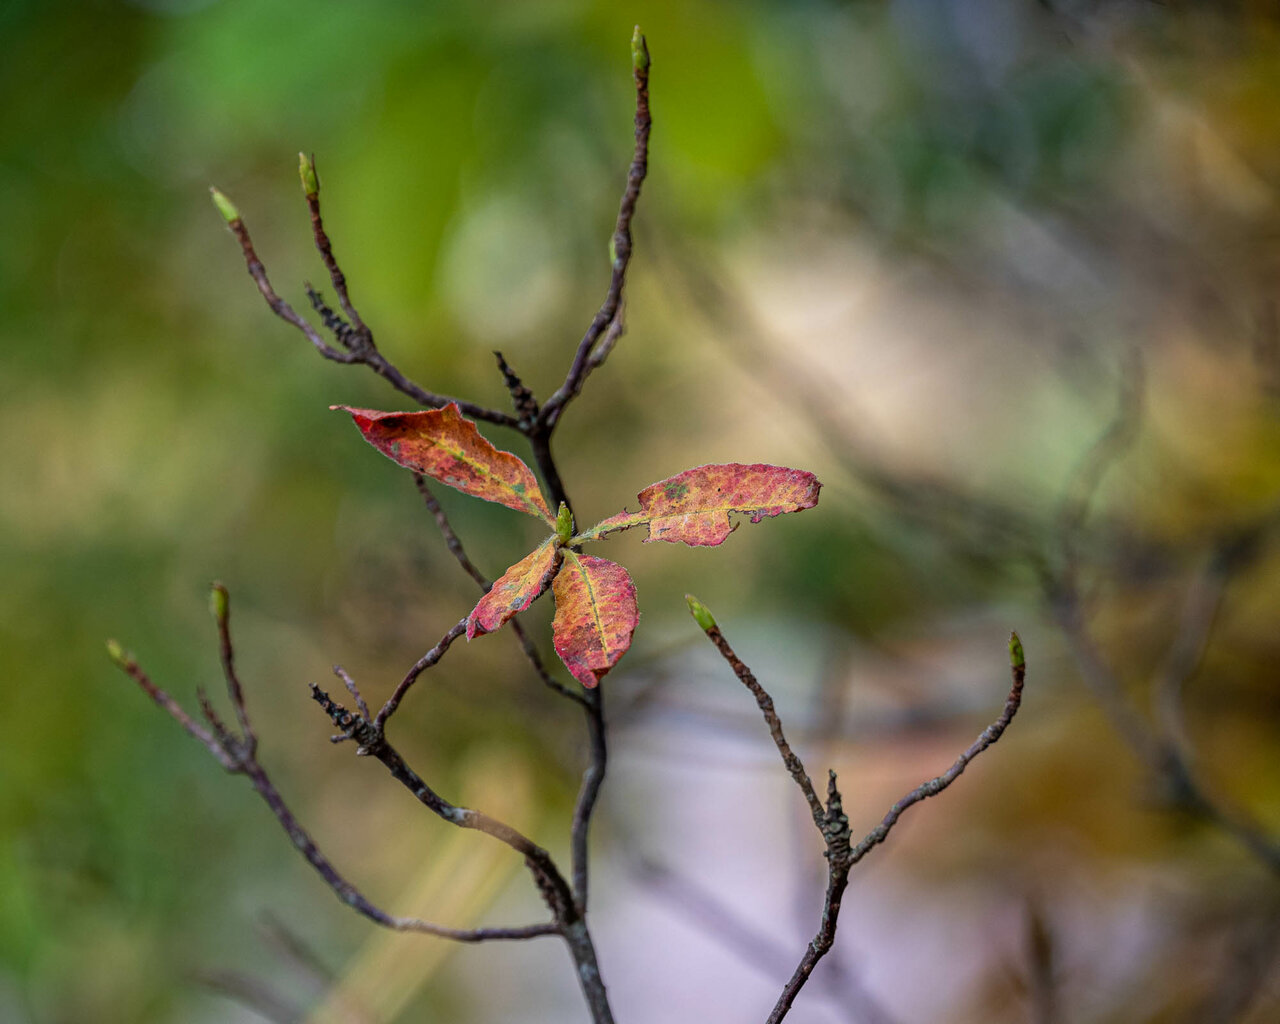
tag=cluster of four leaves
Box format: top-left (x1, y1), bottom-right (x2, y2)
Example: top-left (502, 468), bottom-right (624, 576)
top-left (338, 403), bottom-right (820, 687)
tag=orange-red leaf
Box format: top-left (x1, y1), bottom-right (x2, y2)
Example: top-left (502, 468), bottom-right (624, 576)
top-left (334, 403), bottom-right (554, 524)
top-left (552, 552), bottom-right (638, 688)
top-left (467, 537), bottom-right (561, 639)
top-left (577, 463), bottom-right (820, 546)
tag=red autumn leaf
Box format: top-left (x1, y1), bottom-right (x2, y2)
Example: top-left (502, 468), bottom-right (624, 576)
top-left (551, 552), bottom-right (638, 688)
top-left (334, 403), bottom-right (554, 524)
top-left (576, 463), bottom-right (820, 547)
top-left (467, 537), bottom-right (561, 639)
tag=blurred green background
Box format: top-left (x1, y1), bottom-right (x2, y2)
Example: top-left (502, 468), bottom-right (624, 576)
top-left (4, 1), bottom-right (1280, 1021)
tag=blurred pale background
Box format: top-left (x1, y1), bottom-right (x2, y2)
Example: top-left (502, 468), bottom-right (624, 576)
top-left (3, 1), bottom-right (1279, 1022)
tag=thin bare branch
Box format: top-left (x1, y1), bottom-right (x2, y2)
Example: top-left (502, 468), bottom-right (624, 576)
top-left (216, 190), bottom-right (518, 428)
top-left (699, 620), bottom-right (825, 829)
top-left (767, 774), bottom-right (853, 1024)
top-left (110, 617), bottom-right (559, 946)
top-left (333, 664), bottom-right (371, 723)
top-left (414, 475), bottom-right (489, 588)
top-left (303, 155), bottom-right (365, 333)
top-left (495, 351), bottom-right (540, 427)
top-left (374, 616), bottom-right (468, 730)
top-left (767, 639), bottom-right (1028, 1023)
top-left (109, 644), bottom-right (236, 770)
top-left (312, 685), bottom-right (580, 930)
top-left (211, 581), bottom-right (256, 756)
top-left (220, 209), bottom-right (355, 363)
top-left (538, 30), bottom-right (651, 431)
top-left (845, 637), bottom-right (1026, 868)
top-left (571, 686), bottom-right (609, 910)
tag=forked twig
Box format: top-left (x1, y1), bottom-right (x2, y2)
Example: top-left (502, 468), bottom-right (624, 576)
top-left (107, 588), bottom-right (558, 946)
top-left (688, 597), bottom-right (1027, 1023)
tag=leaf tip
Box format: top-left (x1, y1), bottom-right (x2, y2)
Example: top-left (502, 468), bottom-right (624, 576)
top-left (1008, 631), bottom-right (1025, 670)
top-left (298, 152), bottom-right (319, 197)
top-left (685, 594), bottom-right (717, 632)
top-left (209, 187), bottom-right (241, 224)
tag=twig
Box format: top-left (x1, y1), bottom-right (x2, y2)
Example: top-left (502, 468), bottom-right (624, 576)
top-left (571, 686), bottom-right (609, 910)
top-left (413, 475), bottom-right (489, 587)
top-left (107, 593), bottom-right (559, 946)
top-left (311, 685), bottom-right (617, 1024)
top-left (333, 665), bottom-right (371, 724)
top-left (844, 634), bottom-right (1027, 869)
top-left (694, 606), bottom-right (825, 829)
top-left (301, 153), bottom-right (364, 334)
top-left (211, 185), bottom-right (518, 428)
top-left (495, 351), bottom-right (540, 427)
top-left (689, 598), bottom-right (1027, 1023)
top-left (210, 189), bottom-right (354, 364)
top-left (373, 617), bottom-right (468, 730)
top-left (211, 582), bottom-right (255, 755)
top-left (624, 844), bottom-right (902, 1024)
top-left (537, 28), bottom-right (651, 434)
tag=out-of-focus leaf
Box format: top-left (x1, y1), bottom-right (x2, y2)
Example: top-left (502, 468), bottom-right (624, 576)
top-left (551, 552), bottom-right (638, 688)
top-left (467, 537), bottom-right (560, 639)
top-left (335, 403), bottom-right (554, 523)
top-left (576, 463), bottom-right (820, 546)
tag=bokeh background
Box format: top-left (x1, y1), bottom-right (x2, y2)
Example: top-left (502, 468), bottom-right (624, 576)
top-left (4, 1), bottom-right (1280, 1021)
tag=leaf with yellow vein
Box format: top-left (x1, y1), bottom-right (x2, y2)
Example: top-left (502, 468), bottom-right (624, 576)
top-left (551, 552), bottom-right (638, 688)
top-left (467, 537), bottom-right (561, 639)
top-left (335, 403), bottom-right (554, 524)
top-left (575, 463), bottom-right (820, 546)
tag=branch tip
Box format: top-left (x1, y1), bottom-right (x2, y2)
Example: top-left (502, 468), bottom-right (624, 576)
top-left (209, 187), bottom-right (241, 224)
top-left (1009, 630), bottom-right (1025, 670)
top-left (299, 152), bottom-right (319, 198)
top-left (631, 27), bottom-right (649, 72)
top-left (210, 581), bottom-right (229, 625)
top-left (105, 638), bottom-right (133, 670)
top-left (685, 594), bottom-right (717, 632)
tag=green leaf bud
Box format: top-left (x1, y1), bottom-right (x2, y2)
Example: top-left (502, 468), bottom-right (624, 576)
top-left (631, 27), bottom-right (649, 73)
top-left (556, 503), bottom-right (574, 545)
top-left (298, 152), bottom-right (319, 198)
top-left (106, 639), bottom-right (131, 669)
top-left (685, 594), bottom-right (717, 632)
top-left (1008, 631), bottom-right (1025, 670)
top-left (210, 582), bottom-right (229, 624)
top-left (209, 187), bottom-right (241, 224)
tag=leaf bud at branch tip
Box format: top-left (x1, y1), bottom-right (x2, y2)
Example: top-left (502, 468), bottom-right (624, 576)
top-left (1008, 631), bottom-right (1025, 670)
top-left (631, 26), bottom-right (649, 72)
top-left (210, 582), bottom-right (229, 624)
top-left (299, 152), bottom-right (319, 197)
top-left (556, 503), bottom-right (574, 545)
top-left (685, 594), bottom-right (717, 632)
top-left (209, 187), bottom-right (241, 224)
top-left (105, 639), bottom-right (132, 669)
